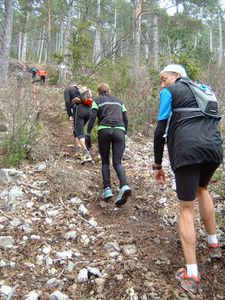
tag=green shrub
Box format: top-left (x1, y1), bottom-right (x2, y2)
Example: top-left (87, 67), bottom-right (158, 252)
top-left (1, 122), bottom-right (43, 167)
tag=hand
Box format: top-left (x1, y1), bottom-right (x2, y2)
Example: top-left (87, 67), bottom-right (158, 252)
top-left (85, 134), bottom-right (91, 150)
top-left (153, 169), bottom-right (165, 184)
top-left (69, 116), bottom-right (74, 125)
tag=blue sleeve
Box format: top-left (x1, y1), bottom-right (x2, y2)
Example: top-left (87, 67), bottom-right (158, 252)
top-left (158, 88), bottom-right (172, 121)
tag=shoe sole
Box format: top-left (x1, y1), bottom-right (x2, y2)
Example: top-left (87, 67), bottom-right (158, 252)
top-left (115, 189), bottom-right (131, 206)
top-left (102, 195), bottom-right (113, 200)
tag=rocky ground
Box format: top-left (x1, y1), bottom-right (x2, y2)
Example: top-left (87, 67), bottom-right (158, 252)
top-left (0, 84), bottom-right (224, 300)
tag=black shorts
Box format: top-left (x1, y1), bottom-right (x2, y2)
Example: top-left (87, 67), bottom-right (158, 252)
top-left (174, 163), bottom-right (220, 201)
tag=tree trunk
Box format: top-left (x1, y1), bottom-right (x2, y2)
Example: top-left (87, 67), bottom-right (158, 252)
top-left (152, 14), bottom-right (159, 70)
top-left (218, 15), bottom-right (223, 65)
top-left (0, 0), bottom-right (14, 85)
top-left (112, 5), bottom-right (117, 62)
top-left (18, 31), bottom-right (22, 61)
top-left (21, 13), bottom-right (29, 62)
top-left (47, 0), bottom-right (51, 64)
top-left (133, 0), bottom-right (142, 77)
top-left (209, 26), bottom-right (213, 53)
top-left (38, 27), bottom-right (45, 64)
top-left (64, 0), bottom-right (74, 62)
top-left (92, 0), bottom-right (102, 65)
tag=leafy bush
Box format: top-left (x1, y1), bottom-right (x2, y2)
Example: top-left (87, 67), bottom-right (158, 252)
top-left (2, 122), bottom-right (42, 167)
top-left (0, 80), bottom-right (43, 167)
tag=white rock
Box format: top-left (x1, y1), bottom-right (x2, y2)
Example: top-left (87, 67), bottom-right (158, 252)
top-left (0, 285), bottom-right (15, 299)
top-left (122, 245), bottom-right (137, 256)
top-left (46, 278), bottom-right (63, 288)
top-left (56, 250), bottom-right (73, 260)
top-left (36, 162), bottom-right (47, 172)
top-left (70, 196), bottom-right (82, 205)
top-left (80, 234), bottom-right (90, 245)
top-left (10, 217), bottom-right (21, 227)
top-left (0, 236), bottom-right (14, 249)
top-left (39, 204), bottom-right (50, 211)
top-left (30, 235), bottom-right (41, 240)
top-left (88, 218), bottom-right (98, 227)
top-left (77, 268), bottom-right (89, 283)
top-left (104, 241), bottom-right (120, 252)
top-left (0, 216), bottom-right (8, 223)
top-left (63, 230), bottom-right (77, 240)
top-left (87, 267), bottom-right (102, 278)
top-left (8, 186), bottom-right (23, 200)
top-left (25, 290), bottom-right (40, 300)
top-left (66, 261), bottom-right (75, 272)
top-left (47, 210), bottom-right (60, 217)
top-left (49, 290), bottom-right (69, 300)
top-left (26, 201), bottom-right (34, 208)
top-left (46, 256), bottom-right (53, 266)
top-left (42, 245), bottom-right (52, 254)
top-left (45, 218), bottom-right (53, 224)
top-left (18, 224), bottom-right (33, 234)
top-left (78, 204), bottom-right (88, 215)
top-left (0, 168), bottom-right (23, 184)
top-left (36, 255), bottom-right (44, 265)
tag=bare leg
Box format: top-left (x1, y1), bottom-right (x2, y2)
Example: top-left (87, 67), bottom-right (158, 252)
top-left (179, 200), bottom-right (197, 264)
top-left (197, 187), bottom-right (216, 235)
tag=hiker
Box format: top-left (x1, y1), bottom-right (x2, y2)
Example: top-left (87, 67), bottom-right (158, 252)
top-left (36, 69), bottom-right (48, 85)
top-left (64, 84), bottom-right (83, 159)
top-left (30, 67), bottom-right (38, 82)
top-left (85, 82), bottom-right (131, 206)
top-left (74, 85), bottom-right (92, 163)
top-left (153, 64), bottom-right (223, 294)
top-left (64, 84), bottom-right (92, 163)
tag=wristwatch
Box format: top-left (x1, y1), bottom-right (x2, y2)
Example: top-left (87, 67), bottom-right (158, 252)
top-left (152, 164), bottom-right (162, 170)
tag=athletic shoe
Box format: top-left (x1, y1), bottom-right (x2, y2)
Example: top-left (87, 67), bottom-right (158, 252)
top-left (81, 154), bottom-right (92, 164)
top-left (102, 187), bottom-right (113, 199)
top-left (74, 152), bottom-right (82, 160)
top-left (84, 154), bottom-right (92, 162)
top-left (209, 243), bottom-right (222, 258)
top-left (175, 268), bottom-right (200, 294)
top-left (115, 185), bottom-right (131, 206)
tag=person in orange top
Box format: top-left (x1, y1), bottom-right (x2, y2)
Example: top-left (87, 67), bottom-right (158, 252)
top-left (36, 70), bottom-right (48, 85)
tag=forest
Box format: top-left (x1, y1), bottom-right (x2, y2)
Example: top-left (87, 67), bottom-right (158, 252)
top-left (0, 0), bottom-right (225, 299)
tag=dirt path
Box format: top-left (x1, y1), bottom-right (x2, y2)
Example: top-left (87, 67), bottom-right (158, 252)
top-left (0, 85), bottom-right (224, 300)
top-left (39, 88), bottom-right (225, 300)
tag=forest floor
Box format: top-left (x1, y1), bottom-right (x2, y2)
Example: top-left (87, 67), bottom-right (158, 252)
top-left (0, 82), bottom-right (224, 300)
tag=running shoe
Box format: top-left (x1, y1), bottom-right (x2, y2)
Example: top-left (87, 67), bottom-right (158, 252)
top-left (209, 243), bottom-right (222, 258)
top-left (102, 187), bottom-right (113, 199)
top-left (115, 185), bottom-right (131, 206)
top-left (81, 154), bottom-right (92, 164)
top-left (175, 268), bottom-right (200, 294)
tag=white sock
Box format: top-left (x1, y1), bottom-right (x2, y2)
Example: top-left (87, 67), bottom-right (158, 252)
top-left (186, 264), bottom-right (198, 278)
top-left (207, 234), bottom-right (218, 245)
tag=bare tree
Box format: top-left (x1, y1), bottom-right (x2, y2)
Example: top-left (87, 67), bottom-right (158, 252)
top-left (92, 0), bottom-right (102, 65)
top-left (133, 0), bottom-right (142, 77)
top-left (0, 0), bottom-right (14, 85)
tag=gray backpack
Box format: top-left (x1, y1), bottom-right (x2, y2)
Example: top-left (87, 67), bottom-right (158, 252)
top-left (173, 78), bottom-right (219, 118)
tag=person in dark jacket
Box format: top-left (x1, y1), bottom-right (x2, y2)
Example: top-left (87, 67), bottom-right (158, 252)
top-left (85, 82), bottom-right (131, 206)
top-left (64, 84), bottom-right (83, 159)
top-left (153, 64), bottom-right (223, 294)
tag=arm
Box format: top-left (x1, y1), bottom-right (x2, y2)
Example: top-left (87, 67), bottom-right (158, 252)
top-left (123, 111), bottom-right (128, 132)
top-left (122, 104), bottom-right (128, 132)
top-left (64, 89), bottom-right (72, 118)
top-left (153, 88), bottom-right (172, 183)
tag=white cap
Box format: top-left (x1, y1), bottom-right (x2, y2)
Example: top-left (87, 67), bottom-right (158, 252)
top-left (160, 64), bottom-right (187, 77)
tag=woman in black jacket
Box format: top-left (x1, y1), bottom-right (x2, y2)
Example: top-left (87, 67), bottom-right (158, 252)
top-left (86, 83), bottom-right (131, 206)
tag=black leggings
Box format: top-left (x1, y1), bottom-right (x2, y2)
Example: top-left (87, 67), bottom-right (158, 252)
top-left (98, 128), bottom-right (128, 189)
